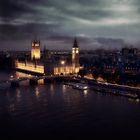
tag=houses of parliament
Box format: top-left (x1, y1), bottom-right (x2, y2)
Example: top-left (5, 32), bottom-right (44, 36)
top-left (15, 38), bottom-right (81, 75)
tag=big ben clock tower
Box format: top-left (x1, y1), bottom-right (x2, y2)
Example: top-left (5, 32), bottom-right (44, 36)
top-left (72, 38), bottom-right (80, 73)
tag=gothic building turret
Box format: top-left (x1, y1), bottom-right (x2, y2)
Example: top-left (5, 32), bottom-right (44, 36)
top-left (31, 40), bottom-right (41, 60)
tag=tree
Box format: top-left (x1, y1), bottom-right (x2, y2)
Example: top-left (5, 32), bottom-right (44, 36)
top-left (78, 68), bottom-right (87, 78)
top-left (92, 69), bottom-right (99, 80)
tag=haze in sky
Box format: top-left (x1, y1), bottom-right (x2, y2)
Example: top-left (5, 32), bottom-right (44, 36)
top-left (0, 0), bottom-right (140, 50)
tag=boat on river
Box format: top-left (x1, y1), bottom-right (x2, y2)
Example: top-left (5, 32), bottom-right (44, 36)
top-left (64, 82), bottom-right (89, 90)
top-left (72, 83), bottom-right (89, 90)
top-left (114, 91), bottom-right (138, 99)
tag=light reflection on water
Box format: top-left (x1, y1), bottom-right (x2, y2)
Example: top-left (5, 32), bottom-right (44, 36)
top-left (83, 90), bottom-right (88, 97)
top-left (15, 71), bottom-right (33, 78)
top-left (35, 87), bottom-right (40, 100)
top-left (9, 103), bottom-right (15, 112)
top-left (62, 84), bottom-right (67, 93)
top-left (16, 88), bottom-right (21, 102)
top-left (50, 84), bottom-right (54, 92)
top-left (38, 79), bottom-right (44, 85)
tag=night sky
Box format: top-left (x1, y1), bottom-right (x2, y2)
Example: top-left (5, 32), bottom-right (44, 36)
top-left (0, 0), bottom-right (140, 50)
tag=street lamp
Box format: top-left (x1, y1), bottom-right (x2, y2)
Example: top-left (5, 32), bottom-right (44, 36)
top-left (61, 60), bottom-right (65, 65)
top-left (60, 60), bottom-right (65, 75)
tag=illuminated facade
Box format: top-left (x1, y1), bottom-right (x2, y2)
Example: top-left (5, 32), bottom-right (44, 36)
top-left (31, 40), bottom-right (41, 60)
top-left (54, 65), bottom-right (79, 75)
top-left (15, 60), bottom-right (44, 74)
top-left (44, 38), bottom-right (80, 75)
top-left (15, 38), bottom-right (80, 75)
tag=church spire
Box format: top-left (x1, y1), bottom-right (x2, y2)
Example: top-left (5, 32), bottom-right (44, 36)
top-left (73, 37), bottom-right (78, 48)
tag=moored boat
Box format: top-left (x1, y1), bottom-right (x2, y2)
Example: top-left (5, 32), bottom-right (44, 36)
top-left (72, 83), bottom-right (89, 90)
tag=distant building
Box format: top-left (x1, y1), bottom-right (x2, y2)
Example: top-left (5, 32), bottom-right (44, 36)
top-left (122, 47), bottom-right (138, 56)
top-left (129, 48), bottom-right (138, 56)
top-left (124, 63), bottom-right (140, 75)
top-left (104, 64), bottom-right (116, 73)
top-left (31, 40), bottom-right (41, 60)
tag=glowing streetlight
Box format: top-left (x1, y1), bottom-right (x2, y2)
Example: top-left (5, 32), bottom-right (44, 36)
top-left (61, 60), bottom-right (65, 65)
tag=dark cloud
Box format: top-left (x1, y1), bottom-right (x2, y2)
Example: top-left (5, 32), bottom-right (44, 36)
top-left (0, 22), bottom-right (61, 41)
top-left (0, 0), bottom-right (140, 50)
top-left (0, 0), bottom-right (34, 20)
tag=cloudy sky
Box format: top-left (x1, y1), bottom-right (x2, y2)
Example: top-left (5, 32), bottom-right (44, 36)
top-left (0, 0), bottom-right (140, 50)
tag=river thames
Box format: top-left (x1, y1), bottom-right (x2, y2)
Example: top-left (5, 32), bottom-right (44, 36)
top-left (0, 71), bottom-right (140, 139)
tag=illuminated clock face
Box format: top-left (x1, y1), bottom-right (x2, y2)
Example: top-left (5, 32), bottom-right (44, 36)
top-left (35, 44), bottom-right (39, 47)
top-left (73, 50), bottom-right (75, 53)
top-left (76, 50), bottom-right (79, 53)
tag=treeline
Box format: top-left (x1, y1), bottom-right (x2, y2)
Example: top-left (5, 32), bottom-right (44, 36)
top-left (78, 68), bottom-right (140, 86)
top-left (0, 55), bottom-right (14, 71)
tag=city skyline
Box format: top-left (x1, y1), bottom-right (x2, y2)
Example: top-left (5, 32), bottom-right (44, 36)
top-left (1, 0), bottom-right (140, 50)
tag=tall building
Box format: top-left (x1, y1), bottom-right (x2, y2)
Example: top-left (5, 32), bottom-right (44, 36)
top-left (31, 40), bottom-right (41, 60)
top-left (122, 47), bottom-right (138, 56)
top-left (122, 48), bottom-right (129, 56)
top-left (43, 47), bottom-right (54, 75)
top-left (72, 38), bottom-right (80, 72)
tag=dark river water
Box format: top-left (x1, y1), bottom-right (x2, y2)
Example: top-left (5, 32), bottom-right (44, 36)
top-left (0, 71), bottom-right (140, 139)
